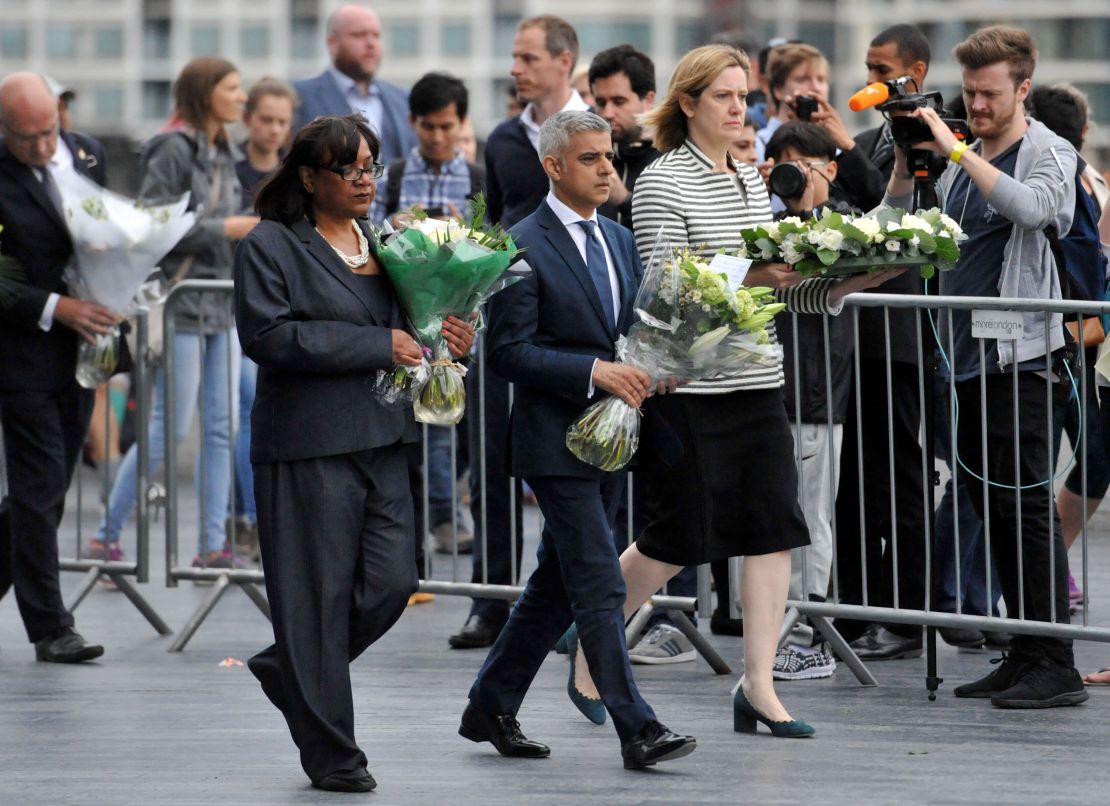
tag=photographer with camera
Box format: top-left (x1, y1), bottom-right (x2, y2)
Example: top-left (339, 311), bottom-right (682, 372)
top-left (883, 26), bottom-right (1086, 709)
top-left (757, 43), bottom-right (883, 213)
top-left (764, 122), bottom-right (860, 681)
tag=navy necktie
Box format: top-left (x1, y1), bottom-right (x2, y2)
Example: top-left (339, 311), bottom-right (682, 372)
top-left (39, 166), bottom-right (65, 218)
top-left (576, 219), bottom-right (616, 327)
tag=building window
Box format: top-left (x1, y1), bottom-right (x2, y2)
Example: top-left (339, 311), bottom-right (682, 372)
top-left (387, 22), bottom-right (419, 57)
top-left (576, 22), bottom-right (651, 55)
top-left (674, 22), bottom-right (703, 57)
top-left (94, 27), bottom-right (124, 59)
top-left (94, 86), bottom-right (125, 123)
top-left (143, 19), bottom-right (171, 60)
top-left (240, 24), bottom-right (269, 58)
top-left (142, 80), bottom-right (172, 121)
top-left (0, 26), bottom-right (28, 59)
top-left (191, 24), bottom-right (220, 56)
top-left (442, 22), bottom-right (471, 57)
top-left (46, 25), bottom-right (79, 59)
top-left (290, 17), bottom-right (318, 60)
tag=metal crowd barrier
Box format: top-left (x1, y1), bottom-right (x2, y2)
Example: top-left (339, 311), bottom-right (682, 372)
top-left (57, 308), bottom-right (171, 636)
top-left (781, 291), bottom-right (1110, 696)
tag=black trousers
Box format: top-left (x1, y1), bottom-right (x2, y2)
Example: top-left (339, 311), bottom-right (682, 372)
top-left (469, 473), bottom-right (655, 744)
top-left (249, 444), bottom-right (418, 782)
top-left (466, 363), bottom-right (524, 626)
top-left (0, 382), bottom-right (93, 642)
top-left (834, 359), bottom-right (927, 640)
top-left (954, 372), bottom-right (1073, 666)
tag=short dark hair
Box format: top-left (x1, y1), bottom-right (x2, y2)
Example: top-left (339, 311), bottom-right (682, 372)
top-left (871, 25), bottom-right (931, 68)
top-left (519, 15), bottom-right (579, 74)
top-left (587, 45), bottom-right (656, 98)
top-left (765, 121), bottom-right (838, 163)
top-left (1027, 84), bottom-right (1088, 150)
top-left (255, 113), bottom-right (380, 225)
top-left (409, 72), bottom-right (468, 120)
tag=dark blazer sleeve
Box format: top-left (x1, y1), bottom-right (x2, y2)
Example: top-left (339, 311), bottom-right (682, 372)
top-left (234, 225), bottom-right (394, 374)
top-left (483, 130), bottom-right (505, 227)
top-left (831, 143), bottom-right (886, 212)
top-left (486, 263), bottom-right (596, 403)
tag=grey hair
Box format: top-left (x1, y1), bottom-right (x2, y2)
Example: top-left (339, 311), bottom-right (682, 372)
top-left (538, 110), bottom-right (611, 164)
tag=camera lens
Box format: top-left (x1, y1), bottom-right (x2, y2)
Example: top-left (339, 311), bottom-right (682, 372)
top-left (769, 162), bottom-right (807, 200)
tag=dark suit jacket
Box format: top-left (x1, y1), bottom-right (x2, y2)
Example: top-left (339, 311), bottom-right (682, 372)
top-left (234, 217), bottom-right (418, 463)
top-left (487, 201), bottom-right (642, 480)
top-left (0, 131), bottom-right (106, 392)
top-left (292, 71), bottom-right (417, 166)
top-left (483, 116), bottom-right (549, 228)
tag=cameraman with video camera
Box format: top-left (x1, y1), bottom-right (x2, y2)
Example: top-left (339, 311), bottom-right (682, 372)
top-left (883, 26), bottom-right (1086, 709)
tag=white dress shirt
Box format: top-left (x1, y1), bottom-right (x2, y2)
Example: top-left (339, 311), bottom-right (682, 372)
top-left (36, 136), bottom-right (78, 331)
top-left (519, 90), bottom-right (590, 154)
top-left (545, 191), bottom-right (621, 397)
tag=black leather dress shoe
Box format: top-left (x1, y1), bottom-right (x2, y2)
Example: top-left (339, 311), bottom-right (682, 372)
top-left (938, 626), bottom-right (986, 648)
top-left (34, 627), bottom-right (104, 663)
top-left (311, 766), bottom-right (377, 793)
top-left (448, 615), bottom-right (501, 649)
top-left (458, 704), bottom-right (550, 758)
top-left (621, 721), bottom-right (697, 770)
top-left (847, 624), bottom-right (922, 661)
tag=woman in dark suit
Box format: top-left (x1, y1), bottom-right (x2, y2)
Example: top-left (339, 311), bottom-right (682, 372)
top-left (234, 114), bottom-right (474, 793)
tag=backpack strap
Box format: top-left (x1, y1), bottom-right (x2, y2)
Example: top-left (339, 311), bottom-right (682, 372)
top-left (384, 157), bottom-right (406, 217)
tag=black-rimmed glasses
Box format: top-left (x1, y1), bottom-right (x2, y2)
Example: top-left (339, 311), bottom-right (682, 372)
top-left (324, 162), bottom-right (386, 181)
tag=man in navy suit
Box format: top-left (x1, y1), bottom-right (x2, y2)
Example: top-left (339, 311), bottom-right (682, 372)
top-left (292, 4), bottom-right (417, 165)
top-left (458, 111), bottom-right (696, 770)
top-left (0, 73), bottom-right (114, 662)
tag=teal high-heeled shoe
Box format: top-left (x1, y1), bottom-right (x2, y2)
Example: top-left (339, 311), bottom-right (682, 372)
top-left (733, 685), bottom-right (815, 738)
top-left (566, 627), bottom-right (606, 725)
top-left (554, 624), bottom-right (573, 655)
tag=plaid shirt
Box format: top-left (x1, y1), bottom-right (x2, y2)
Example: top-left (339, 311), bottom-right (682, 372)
top-left (370, 147), bottom-right (474, 224)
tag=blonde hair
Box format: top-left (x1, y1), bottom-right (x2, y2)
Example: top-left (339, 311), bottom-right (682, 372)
top-left (641, 44), bottom-right (750, 153)
top-left (954, 25), bottom-right (1037, 86)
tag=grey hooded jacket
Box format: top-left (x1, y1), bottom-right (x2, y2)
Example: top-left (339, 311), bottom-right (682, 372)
top-left (883, 117), bottom-right (1076, 369)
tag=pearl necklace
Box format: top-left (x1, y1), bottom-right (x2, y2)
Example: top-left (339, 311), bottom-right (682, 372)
top-left (315, 220), bottom-right (370, 269)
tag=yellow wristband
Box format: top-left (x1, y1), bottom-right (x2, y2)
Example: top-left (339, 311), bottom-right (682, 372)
top-left (949, 142), bottom-right (969, 164)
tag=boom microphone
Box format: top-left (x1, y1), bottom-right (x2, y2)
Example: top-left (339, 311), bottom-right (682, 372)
top-left (848, 82), bottom-right (889, 112)
top-left (848, 76), bottom-right (914, 113)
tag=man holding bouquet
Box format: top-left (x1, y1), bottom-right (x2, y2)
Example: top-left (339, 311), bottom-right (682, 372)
top-left (0, 73), bottom-right (113, 663)
top-left (459, 110), bottom-right (697, 770)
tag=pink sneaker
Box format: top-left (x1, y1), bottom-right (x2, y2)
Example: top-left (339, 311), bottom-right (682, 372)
top-left (82, 538), bottom-right (124, 562)
top-left (1068, 573), bottom-right (1084, 612)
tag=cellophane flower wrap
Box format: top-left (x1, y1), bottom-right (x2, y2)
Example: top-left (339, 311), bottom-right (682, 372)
top-left (373, 197), bottom-right (528, 424)
top-left (55, 171), bottom-right (195, 388)
top-left (739, 207), bottom-right (966, 280)
top-left (566, 235), bottom-right (786, 472)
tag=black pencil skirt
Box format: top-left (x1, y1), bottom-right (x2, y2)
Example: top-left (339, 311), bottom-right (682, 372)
top-left (635, 388), bottom-right (811, 566)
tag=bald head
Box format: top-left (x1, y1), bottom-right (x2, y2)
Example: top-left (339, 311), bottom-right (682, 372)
top-left (0, 72), bottom-right (60, 167)
top-left (326, 5), bottom-right (382, 85)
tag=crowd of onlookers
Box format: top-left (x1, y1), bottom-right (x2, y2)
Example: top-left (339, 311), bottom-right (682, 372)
top-left (2, 4), bottom-right (1108, 697)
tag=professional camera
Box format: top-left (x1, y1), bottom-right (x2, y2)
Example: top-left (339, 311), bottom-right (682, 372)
top-left (794, 95), bottom-right (818, 122)
top-left (768, 161), bottom-right (808, 200)
top-left (848, 75), bottom-right (971, 209)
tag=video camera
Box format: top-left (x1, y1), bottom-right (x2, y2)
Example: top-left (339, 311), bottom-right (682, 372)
top-left (849, 75), bottom-right (971, 209)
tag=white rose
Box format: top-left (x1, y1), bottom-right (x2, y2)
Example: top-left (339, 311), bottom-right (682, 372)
top-left (806, 229), bottom-right (822, 245)
top-left (886, 221), bottom-right (902, 233)
top-left (782, 240), bottom-right (805, 264)
top-left (901, 213), bottom-right (932, 232)
top-left (910, 234), bottom-right (920, 247)
top-left (780, 216), bottom-right (804, 227)
top-left (817, 229), bottom-right (845, 251)
top-left (939, 213), bottom-right (961, 232)
top-left (765, 222), bottom-right (783, 242)
top-left (852, 217), bottom-right (881, 240)
top-left (885, 239), bottom-right (901, 252)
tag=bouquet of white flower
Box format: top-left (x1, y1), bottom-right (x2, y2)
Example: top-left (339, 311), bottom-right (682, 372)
top-left (53, 171), bottom-right (196, 388)
top-left (566, 238), bottom-right (785, 472)
top-left (372, 196), bottom-right (529, 424)
top-left (739, 207), bottom-right (966, 279)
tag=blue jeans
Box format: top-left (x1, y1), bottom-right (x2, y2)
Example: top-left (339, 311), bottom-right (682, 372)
top-left (98, 330), bottom-right (237, 555)
top-left (426, 424), bottom-right (461, 527)
top-left (233, 354), bottom-right (257, 522)
top-left (934, 473), bottom-right (1002, 617)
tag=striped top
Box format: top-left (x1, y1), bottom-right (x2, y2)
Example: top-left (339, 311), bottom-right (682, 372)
top-left (631, 139), bottom-right (839, 394)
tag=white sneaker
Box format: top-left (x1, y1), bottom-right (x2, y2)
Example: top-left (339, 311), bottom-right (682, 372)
top-left (629, 624), bottom-right (696, 665)
top-left (772, 643), bottom-right (837, 681)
